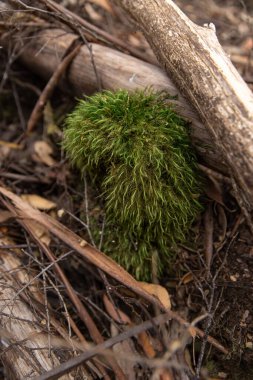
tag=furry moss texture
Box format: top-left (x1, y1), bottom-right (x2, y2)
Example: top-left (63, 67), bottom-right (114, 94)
top-left (63, 89), bottom-right (202, 280)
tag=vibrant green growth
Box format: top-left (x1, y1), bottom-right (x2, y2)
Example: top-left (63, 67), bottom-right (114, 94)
top-left (63, 90), bottom-right (202, 280)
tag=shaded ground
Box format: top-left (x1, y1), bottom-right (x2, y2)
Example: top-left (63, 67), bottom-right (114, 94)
top-left (0, 0), bottom-right (253, 379)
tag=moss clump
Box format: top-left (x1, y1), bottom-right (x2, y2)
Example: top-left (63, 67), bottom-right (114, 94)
top-left (63, 89), bottom-right (202, 280)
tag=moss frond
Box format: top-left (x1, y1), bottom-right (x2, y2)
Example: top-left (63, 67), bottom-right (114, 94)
top-left (63, 89), bottom-right (202, 280)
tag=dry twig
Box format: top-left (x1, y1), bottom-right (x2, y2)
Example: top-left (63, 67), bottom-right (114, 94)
top-left (1, 196), bottom-right (125, 380)
top-left (27, 43), bottom-right (81, 133)
top-left (204, 203), bottom-right (214, 271)
top-left (0, 185), bottom-right (228, 357)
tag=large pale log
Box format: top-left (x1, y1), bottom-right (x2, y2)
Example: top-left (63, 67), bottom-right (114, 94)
top-left (116, 0), bottom-right (253, 211)
top-left (0, 1), bottom-right (224, 171)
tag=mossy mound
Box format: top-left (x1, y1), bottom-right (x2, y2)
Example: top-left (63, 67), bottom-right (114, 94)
top-left (63, 89), bottom-right (202, 280)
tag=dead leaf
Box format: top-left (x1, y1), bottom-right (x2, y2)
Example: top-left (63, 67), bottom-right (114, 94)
top-left (21, 194), bottom-right (56, 211)
top-left (43, 102), bottom-right (62, 136)
top-left (180, 272), bottom-right (194, 285)
top-left (33, 140), bottom-right (56, 166)
top-left (30, 221), bottom-right (51, 246)
top-left (139, 282), bottom-right (171, 309)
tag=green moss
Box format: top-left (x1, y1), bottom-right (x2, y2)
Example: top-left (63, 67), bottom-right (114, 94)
top-left (63, 89), bottom-right (202, 280)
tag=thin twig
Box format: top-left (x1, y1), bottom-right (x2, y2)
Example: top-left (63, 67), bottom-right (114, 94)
top-left (77, 29), bottom-right (102, 92)
top-left (83, 172), bottom-right (96, 247)
top-left (40, 252), bottom-right (52, 358)
top-left (33, 312), bottom-right (180, 380)
top-left (0, 249), bottom-right (72, 313)
top-left (198, 164), bottom-right (231, 184)
top-left (83, 172), bottom-right (124, 325)
top-left (11, 80), bottom-right (26, 131)
top-left (204, 202), bottom-right (214, 272)
top-left (40, 0), bottom-right (154, 64)
top-left (27, 43), bottom-right (81, 133)
top-left (0, 172), bottom-right (51, 184)
top-left (0, 185), bottom-right (229, 356)
top-left (2, 197), bottom-right (126, 380)
top-left (66, 314), bottom-right (110, 380)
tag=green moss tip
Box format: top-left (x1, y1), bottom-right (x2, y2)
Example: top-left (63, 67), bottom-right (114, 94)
top-left (63, 89), bottom-right (202, 280)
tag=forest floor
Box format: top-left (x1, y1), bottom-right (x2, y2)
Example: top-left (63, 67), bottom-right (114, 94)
top-left (0, 0), bottom-right (253, 379)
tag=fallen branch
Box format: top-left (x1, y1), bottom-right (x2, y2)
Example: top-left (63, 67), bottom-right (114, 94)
top-left (0, 185), bottom-right (166, 307)
top-left (0, 0), bottom-right (224, 171)
top-left (0, 185), bottom-right (229, 357)
top-left (27, 43), bottom-right (81, 133)
top-left (33, 313), bottom-right (185, 380)
top-left (9, 199), bottom-right (125, 380)
top-left (116, 0), bottom-right (253, 214)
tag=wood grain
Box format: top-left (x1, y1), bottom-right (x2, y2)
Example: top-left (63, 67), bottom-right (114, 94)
top-left (0, 2), bottom-right (223, 171)
top-left (116, 0), bottom-right (253, 212)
